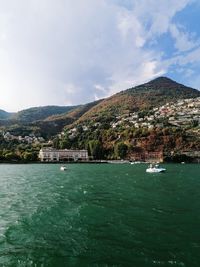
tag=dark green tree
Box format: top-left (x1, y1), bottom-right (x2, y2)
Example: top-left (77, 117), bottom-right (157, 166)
top-left (115, 142), bottom-right (128, 159)
top-left (23, 151), bottom-right (38, 161)
top-left (88, 140), bottom-right (103, 160)
top-left (53, 137), bottom-right (60, 149)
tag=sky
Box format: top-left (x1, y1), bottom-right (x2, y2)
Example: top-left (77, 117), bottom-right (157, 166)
top-left (0, 0), bottom-right (200, 112)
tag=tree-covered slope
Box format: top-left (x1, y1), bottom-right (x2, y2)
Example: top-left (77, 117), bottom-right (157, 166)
top-left (31, 100), bottom-right (103, 137)
top-left (12, 105), bottom-right (77, 122)
top-left (0, 109), bottom-right (13, 120)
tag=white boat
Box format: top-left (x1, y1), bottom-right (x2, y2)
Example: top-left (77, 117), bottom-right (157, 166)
top-left (60, 166), bottom-right (67, 171)
top-left (146, 164), bottom-right (166, 173)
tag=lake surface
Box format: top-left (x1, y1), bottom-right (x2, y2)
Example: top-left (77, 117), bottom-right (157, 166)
top-left (0, 163), bottom-right (199, 267)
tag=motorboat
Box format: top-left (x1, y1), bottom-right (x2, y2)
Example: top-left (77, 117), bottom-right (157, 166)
top-left (60, 166), bottom-right (67, 171)
top-left (146, 164), bottom-right (166, 173)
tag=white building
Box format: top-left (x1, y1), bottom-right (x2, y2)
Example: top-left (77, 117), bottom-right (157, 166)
top-left (38, 148), bottom-right (89, 162)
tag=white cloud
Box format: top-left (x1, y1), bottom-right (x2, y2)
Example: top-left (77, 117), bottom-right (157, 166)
top-left (163, 46), bottom-right (200, 69)
top-left (132, 0), bottom-right (191, 38)
top-left (170, 24), bottom-right (199, 52)
top-left (94, 84), bottom-right (107, 93)
top-left (0, 0), bottom-right (198, 111)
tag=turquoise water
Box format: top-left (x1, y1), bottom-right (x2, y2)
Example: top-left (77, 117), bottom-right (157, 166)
top-left (0, 163), bottom-right (199, 267)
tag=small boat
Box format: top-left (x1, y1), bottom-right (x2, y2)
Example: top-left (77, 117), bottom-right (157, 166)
top-left (60, 166), bottom-right (67, 171)
top-left (146, 164), bottom-right (166, 173)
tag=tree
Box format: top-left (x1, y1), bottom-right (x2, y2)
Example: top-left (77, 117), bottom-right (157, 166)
top-left (52, 137), bottom-right (60, 149)
top-left (0, 150), bottom-right (5, 161)
top-left (191, 120), bottom-right (199, 128)
top-left (88, 140), bottom-right (103, 160)
top-left (4, 152), bottom-right (20, 161)
top-left (23, 151), bottom-right (38, 161)
top-left (115, 142), bottom-right (128, 159)
top-left (60, 137), bottom-right (71, 149)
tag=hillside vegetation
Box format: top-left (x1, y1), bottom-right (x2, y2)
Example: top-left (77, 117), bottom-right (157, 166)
top-left (0, 110), bottom-right (13, 120)
top-left (12, 105), bottom-right (78, 122)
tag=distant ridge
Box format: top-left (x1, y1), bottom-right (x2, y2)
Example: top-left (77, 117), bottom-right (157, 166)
top-left (12, 105), bottom-right (78, 123)
top-left (0, 109), bottom-right (13, 120)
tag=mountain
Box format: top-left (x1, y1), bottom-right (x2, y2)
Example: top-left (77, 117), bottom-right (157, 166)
top-left (73, 77), bottom-right (200, 124)
top-left (31, 100), bottom-right (103, 137)
top-left (12, 105), bottom-right (78, 123)
top-left (60, 100), bottom-right (200, 162)
top-left (44, 99), bottom-right (103, 122)
top-left (0, 105), bottom-right (78, 137)
top-left (56, 77), bottom-right (200, 161)
top-left (0, 109), bottom-right (13, 120)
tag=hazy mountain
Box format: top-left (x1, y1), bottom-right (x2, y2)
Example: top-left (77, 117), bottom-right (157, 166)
top-left (0, 109), bottom-right (13, 120)
top-left (12, 105), bottom-right (78, 122)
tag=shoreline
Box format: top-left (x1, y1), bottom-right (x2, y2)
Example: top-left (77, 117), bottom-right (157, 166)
top-left (0, 160), bottom-right (199, 164)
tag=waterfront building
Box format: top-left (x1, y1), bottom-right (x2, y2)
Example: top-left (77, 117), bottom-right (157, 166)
top-left (39, 148), bottom-right (89, 162)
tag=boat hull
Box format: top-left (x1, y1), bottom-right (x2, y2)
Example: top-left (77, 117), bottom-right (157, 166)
top-left (146, 168), bottom-right (166, 173)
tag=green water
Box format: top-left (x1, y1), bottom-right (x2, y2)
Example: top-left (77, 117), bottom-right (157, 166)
top-left (0, 163), bottom-right (199, 267)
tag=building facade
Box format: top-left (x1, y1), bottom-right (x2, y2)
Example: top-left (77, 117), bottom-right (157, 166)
top-left (39, 148), bottom-right (89, 162)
